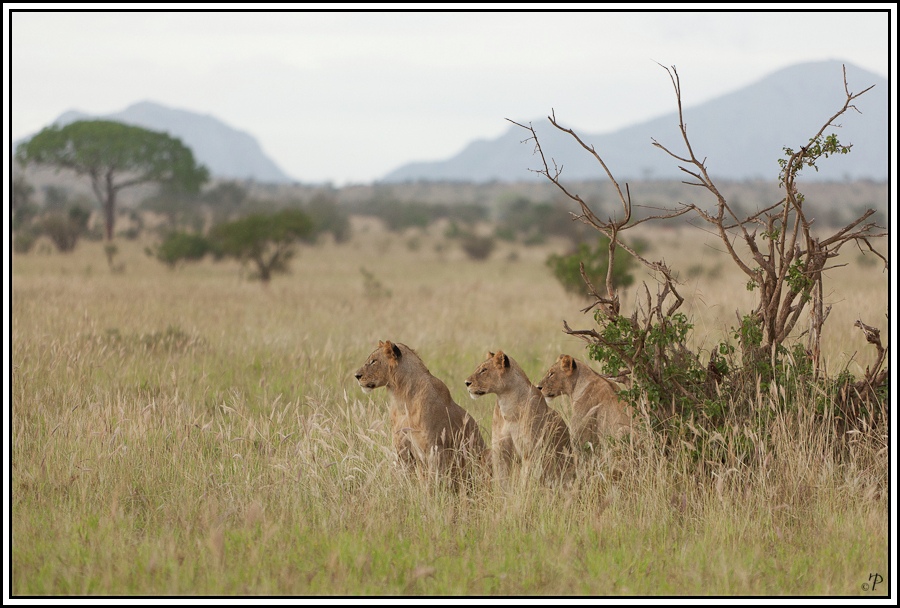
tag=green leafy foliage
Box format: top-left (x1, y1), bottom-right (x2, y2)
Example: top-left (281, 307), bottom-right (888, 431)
top-left (16, 120), bottom-right (208, 191)
top-left (208, 209), bottom-right (314, 282)
top-left (587, 310), bottom-right (709, 422)
top-left (15, 120), bottom-right (208, 240)
top-left (459, 233), bottom-right (496, 261)
top-left (546, 235), bottom-right (642, 296)
top-left (150, 232), bottom-right (212, 268)
top-left (786, 260), bottom-right (813, 300)
top-left (778, 133), bottom-right (851, 180)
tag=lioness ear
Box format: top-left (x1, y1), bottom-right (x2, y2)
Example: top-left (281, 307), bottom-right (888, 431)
top-left (494, 350), bottom-right (510, 368)
top-left (486, 351), bottom-right (494, 360)
top-left (561, 355), bottom-right (576, 371)
top-left (382, 340), bottom-right (402, 360)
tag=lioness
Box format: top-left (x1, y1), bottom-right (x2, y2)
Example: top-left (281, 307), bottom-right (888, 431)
top-left (537, 354), bottom-right (632, 450)
top-left (465, 351), bottom-right (574, 487)
top-left (354, 340), bottom-right (487, 487)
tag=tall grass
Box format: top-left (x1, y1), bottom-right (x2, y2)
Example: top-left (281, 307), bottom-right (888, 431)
top-left (11, 225), bottom-right (888, 596)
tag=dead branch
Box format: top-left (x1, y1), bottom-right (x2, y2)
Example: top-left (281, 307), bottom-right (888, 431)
top-left (854, 319), bottom-right (887, 378)
top-left (517, 61), bottom-right (884, 421)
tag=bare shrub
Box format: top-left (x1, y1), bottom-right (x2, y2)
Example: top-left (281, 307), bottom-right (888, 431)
top-left (510, 64), bottom-right (887, 434)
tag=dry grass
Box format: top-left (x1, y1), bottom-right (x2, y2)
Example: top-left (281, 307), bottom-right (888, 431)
top-left (10, 222), bottom-right (889, 596)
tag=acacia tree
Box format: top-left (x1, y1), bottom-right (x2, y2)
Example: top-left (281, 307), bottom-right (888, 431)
top-left (15, 120), bottom-right (209, 241)
top-left (208, 209), bottom-right (314, 283)
top-left (511, 64), bottom-right (887, 423)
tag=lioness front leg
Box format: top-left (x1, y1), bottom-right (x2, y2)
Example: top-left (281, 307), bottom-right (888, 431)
top-left (491, 404), bottom-right (517, 490)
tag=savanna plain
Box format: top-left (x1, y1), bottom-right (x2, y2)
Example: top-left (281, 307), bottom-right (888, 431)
top-left (11, 217), bottom-right (889, 596)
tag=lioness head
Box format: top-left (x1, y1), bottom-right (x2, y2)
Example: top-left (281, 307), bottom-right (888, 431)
top-left (536, 354), bottom-right (578, 399)
top-left (354, 340), bottom-right (403, 393)
top-left (465, 351), bottom-right (511, 399)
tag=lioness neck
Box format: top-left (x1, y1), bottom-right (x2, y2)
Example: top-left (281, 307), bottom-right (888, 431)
top-left (497, 366), bottom-right (545, 421)
top-left (570, 364), bottom-right (590, 400)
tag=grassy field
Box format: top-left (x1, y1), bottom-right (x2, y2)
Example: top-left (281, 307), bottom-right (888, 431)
top-left (10, 220), bottom-right (889, 596)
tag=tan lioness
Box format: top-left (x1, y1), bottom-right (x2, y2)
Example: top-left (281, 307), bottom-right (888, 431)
top-left (354, 340), bottom-right (487, 488)
top-left (537, 354), bottom-right (632, 450)
top-left (465, 351), bottom-right (574, 487)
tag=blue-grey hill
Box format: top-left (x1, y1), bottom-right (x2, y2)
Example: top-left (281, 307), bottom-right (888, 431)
top-left (382, 60), bottom-right (887, 184)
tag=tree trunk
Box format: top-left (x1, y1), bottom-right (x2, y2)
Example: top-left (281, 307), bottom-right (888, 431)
top-left (104, 195), bottom-right (115, 241)
top-left (104, 172), bottom-right (117, 241)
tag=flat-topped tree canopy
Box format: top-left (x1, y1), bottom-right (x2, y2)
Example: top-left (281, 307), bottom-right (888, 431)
top-left (16, 119), bottom-right (209, 241)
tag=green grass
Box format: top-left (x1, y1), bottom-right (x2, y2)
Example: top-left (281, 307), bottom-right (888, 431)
top-left (11, 226), bottom-right (889, 596)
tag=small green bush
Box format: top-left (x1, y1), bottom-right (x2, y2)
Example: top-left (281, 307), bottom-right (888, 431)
top-left (208, 209), bottom-right (314, 282)
top-left (460, 233), bottom-right (496, 261)
top-left (35, 206), bottom-right (91, 253)
top-left (13, 229), bottom-right (38, 254)
top-left (546, 235), bottom-right (642, 297)
top-left (151, 231), bottom-right (212, 268)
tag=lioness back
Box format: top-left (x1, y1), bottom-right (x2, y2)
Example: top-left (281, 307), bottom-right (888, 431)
top-left (354, 340), bottom-right (487, 486)
top-left (537, 354), bottom-right (632, 449)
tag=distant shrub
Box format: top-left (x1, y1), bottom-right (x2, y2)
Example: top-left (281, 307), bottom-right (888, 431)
top-left (305, 195), bottom-right (351, 243)
top-left (12, 203), bottom-right (39, 232)
top-left (35, 206), bottom-right (91, 252)
top-left (352, 199), bottom-right (488, 233)
top-left (546, 235), bottom-right (643, 297)
top-left (208, 209), bottom-right (314, 283)
top-left (444, 221), bottom-right (464, 240)
top-left (493, 226), bottom-right (517, 242)
top-left (460, 233), bottom-right (496, 261)
top-left (13, 229), bottom-right (38, 254)
top-left (360, 267), bottom-right (392, 299)
top-left (366, 200), bottom-right (432, 232)
top-left (150, 231), bottom-right (212, 268)
top-left (496, 196), bottom-right (592, 244)
top-left (202, 181), bottom-right (249, 208)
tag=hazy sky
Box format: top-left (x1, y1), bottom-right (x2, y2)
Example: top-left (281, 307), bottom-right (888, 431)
top-left (6, 6), bottom-right (895, 185)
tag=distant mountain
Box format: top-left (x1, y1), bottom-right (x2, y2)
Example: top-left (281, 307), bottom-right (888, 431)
top-left (382, 60), bottom-right (887, 183)
top-left (33, 101), bottom-right (295, 184)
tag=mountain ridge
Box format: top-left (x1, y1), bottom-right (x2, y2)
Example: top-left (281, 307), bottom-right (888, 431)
top-left (15, 60), bottom-right (886, 186)
top-left (381, 60), bottom-right (887, 183)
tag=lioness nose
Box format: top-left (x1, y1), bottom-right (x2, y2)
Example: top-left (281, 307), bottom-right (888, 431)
top-left (465, 381), bottom-right (471, 387)
top-left (354, 373), bottom-right (362, 380)
top-left (536, 385), bottom-right (543, 390)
